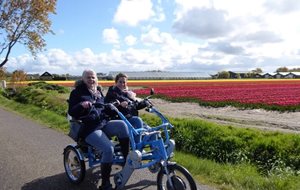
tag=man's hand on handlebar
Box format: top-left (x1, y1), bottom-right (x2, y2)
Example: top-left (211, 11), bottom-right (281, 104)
top-left (81, 101), bottom-right (92, 109)
top-left (120, 101), bottom-right (129, 108)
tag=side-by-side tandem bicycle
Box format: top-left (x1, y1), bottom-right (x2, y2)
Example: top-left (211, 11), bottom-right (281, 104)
top-left (63, 89), bottom-right (197, 190)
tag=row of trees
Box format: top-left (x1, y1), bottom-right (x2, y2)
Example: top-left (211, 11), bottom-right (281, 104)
top-left (216, 68), bottom-right (262, 79)
top-left (276, 66), bottom-right (300, 72)
top-left (0, 67), bottom-right (79, 84)
top-left (0, 67), bottom-right (26, 85)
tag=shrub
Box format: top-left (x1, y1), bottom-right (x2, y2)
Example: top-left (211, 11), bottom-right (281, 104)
top-left (28, 81), bottom-right (70, 93)
top-left (4, 82), bottom-right (69, 116)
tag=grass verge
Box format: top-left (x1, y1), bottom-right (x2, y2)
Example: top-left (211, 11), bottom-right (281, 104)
top-left (0, 96), bottom-right (69, 133)
top-left (174, 152), bottom-right (300, 190)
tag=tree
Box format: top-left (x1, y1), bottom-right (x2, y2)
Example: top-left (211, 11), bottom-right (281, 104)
top-left (290, 67), bottom-right (300, 72)
top-left (276, 66), bottom-right (289, 72)
top-left (247, 72), bottom-right (256, 78)
top-left (218, 71), bottom-right (230, 79)
top-left (0, 67), bottom-right (6, 80)
top-left (0, 0), bottom-right (57, 68)
top-left (252, 68), bottom-right (263, 73)
top-left (11, 69), bottom-right (27, 86)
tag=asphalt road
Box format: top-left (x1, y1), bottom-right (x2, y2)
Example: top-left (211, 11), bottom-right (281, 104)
top-left (0, 107), bottom-right (213, 190)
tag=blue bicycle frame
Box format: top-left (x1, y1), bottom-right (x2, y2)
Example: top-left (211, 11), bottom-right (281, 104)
top-left (112, 102), bottom-right (174, 169)
top-left (68, 100), bottom-right (174, 169)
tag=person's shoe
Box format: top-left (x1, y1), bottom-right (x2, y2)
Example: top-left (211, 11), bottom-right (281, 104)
top-left (98, 183), bottom-right (113, 190)
top-left (100, 163), bottom-right (113, 190)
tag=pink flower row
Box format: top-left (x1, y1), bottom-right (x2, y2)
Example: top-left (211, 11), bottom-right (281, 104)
top-left (134, 82), bottom-right (300, 106)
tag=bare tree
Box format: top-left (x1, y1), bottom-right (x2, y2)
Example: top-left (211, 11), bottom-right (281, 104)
top-left (0, 0), bottom-right (57, 67)
top-left (10, 69), bottom-right (27, 87)
top-left (0, 67), bottom-right (6, 80)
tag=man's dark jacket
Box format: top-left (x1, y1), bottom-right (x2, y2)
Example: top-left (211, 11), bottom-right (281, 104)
top-left (68, 82), bottom-right (106, 139)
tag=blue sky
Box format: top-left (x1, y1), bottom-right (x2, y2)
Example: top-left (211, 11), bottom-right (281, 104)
top-left (3, 0), bottom-right (300, 75)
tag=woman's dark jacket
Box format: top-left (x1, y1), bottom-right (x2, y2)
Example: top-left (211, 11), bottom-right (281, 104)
top-left (68, 82), bottom-right (107, 139)
top-left (104, 86), bottom-right (146, 118)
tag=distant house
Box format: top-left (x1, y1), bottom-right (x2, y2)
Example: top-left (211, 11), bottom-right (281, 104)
top-left (262, 73), bottom-right (276, 79)
top-left (27, 73), bottom-right (40, 80)
top-left (274, 72), bottom-right (289, 79)
top-left (254, 73), bottom-right (263, 78)
top-left (214, 71), bottom-right (300, 79)
top-left (97, 72), bottom-right (108, 80)
top-left (285, 72), bottom-right (300, 78)
top-left (274, 72), bottom-right (284, 79)
top-left (39, 71), bottom-right (53, 80)
top-left (254, 72), bottom-right (300, 79)
top-left (210, 74), bottom-right (219, 79)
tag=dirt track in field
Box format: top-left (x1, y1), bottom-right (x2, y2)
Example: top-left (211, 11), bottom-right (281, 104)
top-left (143, 99), bottom-right (300, 134)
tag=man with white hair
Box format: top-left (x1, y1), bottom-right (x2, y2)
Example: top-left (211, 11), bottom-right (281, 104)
top-left (68, 69), bottom-right (130, 190)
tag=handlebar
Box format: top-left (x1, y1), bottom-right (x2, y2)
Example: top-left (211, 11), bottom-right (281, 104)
top-left (93, 100), bottom-right (120, 108)
top-left (127, 97), bottom-right (153, 110)
top-left (92, 100), bottom-right (121, 113)
top-left (77, 100), bottom-right (121, 121)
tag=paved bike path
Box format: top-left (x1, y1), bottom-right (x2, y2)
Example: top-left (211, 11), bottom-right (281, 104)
top-left (0, 107), bottom-right (213, 190)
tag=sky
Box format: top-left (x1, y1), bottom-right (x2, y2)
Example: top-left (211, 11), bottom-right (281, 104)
top-left (3, 0), bottom-right (300, 75)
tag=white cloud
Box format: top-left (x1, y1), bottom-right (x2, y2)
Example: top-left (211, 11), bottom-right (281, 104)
top-left (102, 28), bottom-right (120, 44)
top-left (73, 48), bottom-right (99, 66)
top-left (153, 0), bottom-right (166, 22)
top-left (113, 0), bottom-right (154, 26)
top-left (124, 35), bottom-right (137, 46)
top-left (46, 49), bottom-right (73, 66)
top-left (169, 0), bottom-right (300, 72)
top-left (7, 54), bottom-right (33, 71)
top-left (141, 28), bottom-right (163, 45)
top-left (173, 7), bottom-right (233, 39)
top-left (264, 0), bottom-right (300, 14)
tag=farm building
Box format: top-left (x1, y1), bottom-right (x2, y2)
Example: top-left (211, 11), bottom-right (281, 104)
top-left (285, 72), bottom-right (300, 78)
top-left (106, 71), bottom-right (211, 80)
top-left (39, 71), bottom-right (53, 80)
top-left (256, 72), bottom-right (300, 79)
top-left (262, 72), bottom-right (277, 79)
top-left (274, 72), bottom-right (290, 79)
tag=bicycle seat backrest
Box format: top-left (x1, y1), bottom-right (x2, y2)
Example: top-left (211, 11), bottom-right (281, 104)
top-left (68, 114), bottom-right (85, 142)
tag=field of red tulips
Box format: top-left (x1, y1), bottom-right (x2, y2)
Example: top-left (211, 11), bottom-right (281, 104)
top-left (14, 79), bottom-right (300, 111)
top-left (132, 79), bottom-right (300, 110)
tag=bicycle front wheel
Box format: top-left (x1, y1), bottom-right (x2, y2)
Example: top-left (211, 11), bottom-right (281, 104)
top-left (63, 145), bottom-right (86, 184)
top-left (157, 163), bottom-right (197, 190)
